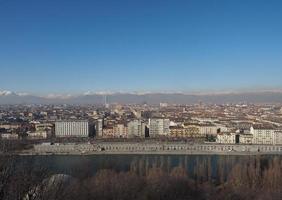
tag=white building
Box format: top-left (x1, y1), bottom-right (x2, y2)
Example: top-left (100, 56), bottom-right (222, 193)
top-left (274, 130), bottom-right (282, 145)
top-left (216, 132), bottom-right (236, 144)
top-left (250, 125), bottom-right (275, 145)
top-left (127, 120), bottom-right (145, 138)
top-left (27, 131), bottom-right (47, 139)
top-left (239, 133), bottom-right (253, 144)
top-left (55, 120), bottom-right (89, 137)
top-left (199, 124), bottom-right (218, 136)
top-left (1, 133), bottom-right (18, 140)
top-left (214, 124), bottom-right (229, 132)
top-left (149, 118), bottom-right (170, 137)
top-left (238, 125), bottom-right (282, 145)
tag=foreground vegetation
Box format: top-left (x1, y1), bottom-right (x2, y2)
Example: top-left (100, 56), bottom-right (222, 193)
top-left (0, 155), bottom-right (281, 200)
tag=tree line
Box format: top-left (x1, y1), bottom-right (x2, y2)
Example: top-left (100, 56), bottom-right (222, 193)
top-left (0, 154), bottom-right (281, 200)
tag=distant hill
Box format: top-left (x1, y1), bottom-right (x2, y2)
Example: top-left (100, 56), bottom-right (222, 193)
top-left (1, 90), bottom-right (282, 105)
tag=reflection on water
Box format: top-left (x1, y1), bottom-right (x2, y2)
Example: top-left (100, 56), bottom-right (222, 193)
top-left (17, 154), bottom-right (281, 181)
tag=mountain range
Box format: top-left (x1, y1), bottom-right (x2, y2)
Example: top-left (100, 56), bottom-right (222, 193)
top-left (1, 90), bottom-right (282, 105)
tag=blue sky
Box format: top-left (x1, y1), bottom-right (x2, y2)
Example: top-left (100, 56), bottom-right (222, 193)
top-left (0, 0), bottom-right (282, 94)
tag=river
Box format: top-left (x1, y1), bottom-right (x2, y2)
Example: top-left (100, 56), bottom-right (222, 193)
top-left (14, 154), bottom-right (281, 181)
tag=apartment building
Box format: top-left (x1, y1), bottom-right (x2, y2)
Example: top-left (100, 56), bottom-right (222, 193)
top-left (127, 120), bottom-right (146, 138)
top-left (149, 118), bottom-right (170, 137)
top-left (55, 120), bottom-right (89, 137)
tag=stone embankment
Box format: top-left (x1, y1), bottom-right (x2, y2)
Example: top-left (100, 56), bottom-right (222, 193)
top-left (21, 142), bottom-right (282, 155)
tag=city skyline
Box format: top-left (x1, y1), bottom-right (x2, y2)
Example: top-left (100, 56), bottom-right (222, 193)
top-left (1, 0), bottom-right (282, 94)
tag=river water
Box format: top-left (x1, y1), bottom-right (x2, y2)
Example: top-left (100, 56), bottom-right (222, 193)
top-left (15, 154), bottom-right (281, 181)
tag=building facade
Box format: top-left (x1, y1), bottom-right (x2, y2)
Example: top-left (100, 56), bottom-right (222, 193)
top-left (239, 134), bottom-right (253, 144)
top-left (55, 120), bottom-right (89, 137)
top-left (1, 133), bottom-right (18, 140)
top-left (113, 124), bottom-right (128, 138)
top-left (183, 124), bottom-right (201, 137)
top-left (27, 131), bottom-right (47, 139)
top-left (35, 123), bottom-right (53, 132)
top-left (238, 125), bottom-right (282, 145)
top-left (250, 125), bottom-right (275, 145)
top-left (149, 118), bottom-right (170, 137)
top-left (102, 127), bottom-right (114, 138)
top-left (96, 119), bottom-right (104, 137)
top-left (169, 126), bottom-right (201, 138)
top-left (274, 130), bottom-right (282, 145)
top-left (216, 132), bottom-right (236, 144)
top-left (127, 120), bottom-right (145, 138)
top-left (199, 124), bottom-right (218, 136)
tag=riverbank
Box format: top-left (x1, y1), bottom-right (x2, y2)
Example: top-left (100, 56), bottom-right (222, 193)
top-left (17, 142), bottom-right (282, 156)
top-left (18, 151), bottom-right (282, 156)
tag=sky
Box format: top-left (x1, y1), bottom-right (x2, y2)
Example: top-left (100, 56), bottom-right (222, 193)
top-left (0, 0), bottom-right (282, 95)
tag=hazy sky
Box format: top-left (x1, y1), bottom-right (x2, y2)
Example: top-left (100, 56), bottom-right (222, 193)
top-left (0, 0), bottom-right (282, 94)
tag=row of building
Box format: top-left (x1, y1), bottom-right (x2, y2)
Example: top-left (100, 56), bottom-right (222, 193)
top-left (54, 119), bottom-right (221, 139)
top-left (54, 119), bottom-right (170, 139)
top-left (0, 122), bottom-right (53, 140)
top-left (2, 119), bottom-right (282, 146)
top-left (216, 124), bottom-right (282, 145)
top-left (52, 120), bottom-right (282, 145)
top-left (51, 119), bottom-right (228, 139)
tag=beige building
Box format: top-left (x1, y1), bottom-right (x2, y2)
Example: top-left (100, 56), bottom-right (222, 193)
top-left (113, 124), bottom-right (128, 138)
top-left (185, 125), bottom-right (201, 137)
top-left (169, 126), bottom-right (185, 138)
top-left (169, 126), bottom-right (201, 138)
top-left (35, 123), bottom-right (53, 132)
top-left (102, 127), bottom-right (114, 138)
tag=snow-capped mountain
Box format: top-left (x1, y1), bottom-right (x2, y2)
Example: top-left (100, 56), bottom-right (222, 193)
top-left (1, 90), bottom-right (282, 105)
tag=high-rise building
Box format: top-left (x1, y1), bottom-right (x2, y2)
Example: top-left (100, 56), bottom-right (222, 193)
top-left (127, 120), bottom-right (146, 138)
top-left (149, 118), bottom-right (170, 137)
top-left (104, 95), bottom-right (110, 109)
top-left (55, 120), bottom-right (89, 137)
top-left (96, 119), bottom-right (104, 137)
